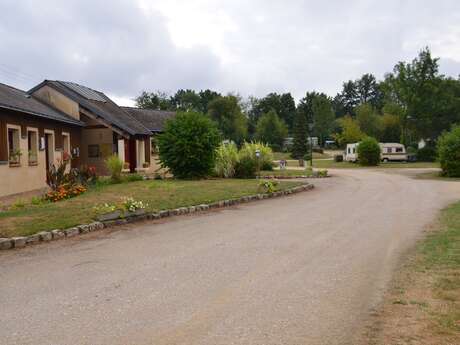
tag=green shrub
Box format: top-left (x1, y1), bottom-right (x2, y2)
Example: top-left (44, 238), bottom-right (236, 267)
top-left (105, 155), bottom-right (124, 183)
top-left (417, 145), bottom-right (437, 162)
top-left (123, 173), bottom-right (144, 182)
top-left (234, 155), bottom-right (257, 178)
top-left (215, 142), bottom-right (239, 178)
top-left (158, 112), bottom-right (221, 179)
top-left (258, 180), bottom-right (278, 194)
top-left (239, 141), bottom-right (274, 170)
top-left (357, 137), bottom-right (381, 166)
top-left (438, 125), bottom-right (460, 177)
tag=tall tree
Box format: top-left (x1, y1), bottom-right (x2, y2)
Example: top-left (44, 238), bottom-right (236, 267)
top-left (207, 95), bottom-right (248, 144)
top-left (171, 89), bottom-right (202, 112)
top-left (311, 94), bottom-right (336, 146)
top-left (253, 93), bottom-right (296, 131)
top-left (334, 115), bottom-right (365, 146)
top-left (383, 47), bottom-right (452, 142)
top-left (198, 89), bottom-right (221, 113)
top-left (355, 103), bottom-right (382, 139)
top-left (291, 110), bottom-right (308, 159)
top-left (135, 91), bottom-right (173, 110)
top-left (254, 110), bottom-right (288, 151)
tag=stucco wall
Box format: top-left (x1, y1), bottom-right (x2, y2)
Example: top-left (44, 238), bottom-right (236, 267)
top-left (32, 85), bottom-right (80, 120)
top-left (80, 127), bottom-right (114, 175)
top-left (0, 126), bottom-right (65, 198)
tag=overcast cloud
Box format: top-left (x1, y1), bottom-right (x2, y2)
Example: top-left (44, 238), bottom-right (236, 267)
top-left (1, 0), bottom-right (460, 105)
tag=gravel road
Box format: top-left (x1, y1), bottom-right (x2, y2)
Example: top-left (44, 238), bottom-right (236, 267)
top-left (1, 169), bottom-right (459, 345)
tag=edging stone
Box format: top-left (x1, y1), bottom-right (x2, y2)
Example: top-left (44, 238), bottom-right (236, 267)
top-left (0, 183), bottom-right (314, 251)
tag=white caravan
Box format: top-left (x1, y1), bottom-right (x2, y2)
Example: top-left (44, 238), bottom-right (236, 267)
top-left (380, 143), bottom-right (407, 162)
top-left (344, 142), bottom-right (407, 162)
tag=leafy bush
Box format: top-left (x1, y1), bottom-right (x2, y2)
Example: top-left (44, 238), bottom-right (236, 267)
top-left (74, 165), bottom-right (98, 185)
top-left (158, 112), bottom-right (221, 179)
top-left (417, 145), bottom-right (437, 162)
top-left (106, 155), bottom-right (124, 183)
top-left (437, 125), bottom-right (460, 177)
top-left (46, 157), bottom-right (71, 190)
top-left (239, 141), bottom-right (274, 170)
top-left (234, 155), bottom-right (257, 178)
top-left (123, 174), bottom-right (144, 182)
top-left (258, 180), bottom-right (278, 194)
top-left (215, 142), bottom-right (239, 178)
top-left (357, 137), bottom-right (381, 166)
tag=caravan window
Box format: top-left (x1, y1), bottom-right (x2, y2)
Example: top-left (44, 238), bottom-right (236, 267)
top-left (386, 147), bottom-right (392, 153)
top-left (348, 148), bottom-right (351, 154)
top-left (395, 147), bottom-right (403, 153)
top-left (353, 148), bottom-right (356, 154)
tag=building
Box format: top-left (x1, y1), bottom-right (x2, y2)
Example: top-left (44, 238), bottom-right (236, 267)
top-left (0, 80), bottom-right (175, 198)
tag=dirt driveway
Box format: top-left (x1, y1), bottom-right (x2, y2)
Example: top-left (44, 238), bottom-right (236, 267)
top-left (1, 169), bottom-right (459, 345)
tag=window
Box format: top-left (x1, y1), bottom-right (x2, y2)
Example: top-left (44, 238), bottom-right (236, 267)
top-left (396, 147), bottom-right (403, 153)
top-left (347, 148), bottom-right (351, 154)
top-left (88, 144), bottom-right (100, 158)
top-left (27, 130), bottom-right (38, 165)
top-left (353, 148), bottom-right (356, 154)
top-left (386, 147), bottom-right (392, 153)
top-left (8, 128), bottom-right (20, 165)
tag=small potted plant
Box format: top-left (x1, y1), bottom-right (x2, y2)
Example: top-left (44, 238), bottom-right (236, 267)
top-left (9, 149), bottom-right (22, 166)
top-left (28, 150), bottom-right (38, 165)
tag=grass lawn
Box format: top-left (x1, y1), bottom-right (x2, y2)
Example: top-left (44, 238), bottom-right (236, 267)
top-left (261, 169), bottom-right (310, 177)
top-left (311, 159), bottom-right (440, 169)
top-left (0, 179), bottom-right (303, 238)
top-left (273, 151), bottom-right (330, 161)
top-left (416, 171), bottom-right (460, 181)
top-left (365, 201), bottom-right (460, 344)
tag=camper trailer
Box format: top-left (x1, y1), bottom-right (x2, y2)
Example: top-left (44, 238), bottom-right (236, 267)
top-left (379, 143), bottom-right (407, 162)
top-left (344, 142), bottom-right (408, 162)
top-left (344, 143), bottom-right (359, 162)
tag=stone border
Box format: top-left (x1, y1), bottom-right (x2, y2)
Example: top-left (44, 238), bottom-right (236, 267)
top-left (260, 175), bottom-right (330, 179)
top-left (0, 183), bottom-right (314, 251)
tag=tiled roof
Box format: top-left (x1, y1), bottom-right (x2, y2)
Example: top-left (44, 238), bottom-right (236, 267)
top-left (122, 107), bottom-right (175, 133)
top-left (0, 83), bottom-right (83, 126)
top-left (29, 81), bottom-right (151, 136)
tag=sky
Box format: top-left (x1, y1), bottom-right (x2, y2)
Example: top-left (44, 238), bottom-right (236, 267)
top-left (1, 0), bottom-right (460, 106)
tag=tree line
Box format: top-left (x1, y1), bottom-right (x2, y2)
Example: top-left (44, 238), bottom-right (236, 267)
top-left (136, 47), bottom-right (460, 158)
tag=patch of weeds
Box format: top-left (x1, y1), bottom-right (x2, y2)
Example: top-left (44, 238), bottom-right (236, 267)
top-left (31, 196), bottom-right (49, 206)
top-left (409, 300), bottom-right (429, 308)
top-left (11, 199), bottom-right (26, 209)
top-left (123, 174), bottom-right (144, 182)
top-left (392, 299), bottom-right (408, 305)
top-left (435, 310), bottom-right (460, 333)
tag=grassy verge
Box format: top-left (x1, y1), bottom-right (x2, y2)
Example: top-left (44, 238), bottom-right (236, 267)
top-left (273, 151), bottom-right (330, 161)
top-left (312, 160), bottom-right (440, 169)
top-left (416, 171), bottom-right (460, 182)
top-left (363, 201), bottom-right (460, 344)
top-left (0, 179), bottom-right (303, 238)
top-left (261, 169), bottom-right (311, 177)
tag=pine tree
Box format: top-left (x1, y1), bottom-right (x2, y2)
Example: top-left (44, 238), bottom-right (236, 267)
top-left (291, 110), bottom-right (308, 159)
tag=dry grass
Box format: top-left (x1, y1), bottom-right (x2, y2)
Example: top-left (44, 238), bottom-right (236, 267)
top-left (361, 201), bottom-right (460, 344)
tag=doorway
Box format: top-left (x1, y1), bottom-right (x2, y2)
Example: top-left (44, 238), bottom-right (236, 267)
top-left (44, 133), bottom-right (54, 174)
